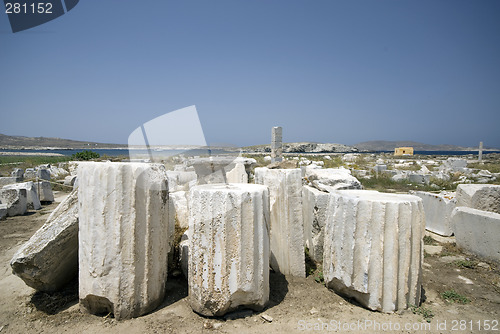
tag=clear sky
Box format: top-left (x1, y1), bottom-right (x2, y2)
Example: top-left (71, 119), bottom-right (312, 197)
top-left (1, 0), bottom-right (499, 148)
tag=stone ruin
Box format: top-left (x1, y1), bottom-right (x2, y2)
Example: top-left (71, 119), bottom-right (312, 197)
top-left (8, 137), bottom-right (440, 320)
top-left (9, 158), bottom-right (428, 319)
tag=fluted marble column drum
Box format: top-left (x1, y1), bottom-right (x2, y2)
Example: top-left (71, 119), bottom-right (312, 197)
top-left (188, 184), bottom-right (270, 316)
top-left (78, 162), bottom-right (170, 320)
top-left (323, 190), bottom-right (425, 313)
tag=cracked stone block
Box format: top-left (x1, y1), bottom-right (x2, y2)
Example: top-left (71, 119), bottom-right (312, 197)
top-left (78, 162), bottom-right (171, 320)
top-left (0, 188), bottom-right (27, 217)
top-left (254, 167), bottom-right (305, 277)
top-left (188, 184), bottom-right (270, 316)
top-left (302, 185), bottom-right (329, 263)
top-left (323, 190), bottom-right (425, 313)
top-left (10, 190), bottom-right (79, 291)
top-left (413, 191), bottom-right (456, 236)
top-left (456, 184), bottom-right (500, 214)
top-left (3, 181), bottom-right (41, 210)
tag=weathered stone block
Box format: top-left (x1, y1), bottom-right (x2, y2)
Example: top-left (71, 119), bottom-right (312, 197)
top-left (169, 190), bottom-right (189, 229)
top-left (440, 158), bottom-right (467, 172)
top-left (408, 173), bottom-right (430, 185)
top-left (302, 185), bottom-right (329, 263)
top-left (11, 168), bottom-right (24, 180)
top-left (37, 168), bottom-right (51, 180)
top-left (0, 177), bottom-right (17, 187)
top-left (0, 188), bottom-right (27, 217)
top-left (78, 162), bottom-right (171, 320)
top-left (452, 207), bottom-right (500, 263)
top-left (373, 165), bottom-right (387, 173)
top-left (24, 168), bottom-right (36, 179)
top-left (0, 204), bottom-right (6, 220)
top-left (36, 181), bottom-right (54, 202)
top-left (63, 175), bottom-right (77, 187)
top-left (305, 167), bottom-right (362, 191)
top-left (254, 168), bottom-right (305, 277)
top-left (165, 170), bottom-right (197, 191)
top-left (189, 184), bottom-right (270, 316)
top-left (10, 190), bottom-right (79, 291)
top-left (456, 184), bottom-right (500, 214)
top-left (226, 162), bottom-right (248, 183)
top-left (323, 190), bottom-right (424, 313)
top-left (3, 181), bottom-right (41, 210)
top-left (413, 191), bottom-right (456, 236)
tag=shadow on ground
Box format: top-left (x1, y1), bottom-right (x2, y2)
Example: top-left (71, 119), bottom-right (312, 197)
top-left (30, 277), bottom-right (79, 315)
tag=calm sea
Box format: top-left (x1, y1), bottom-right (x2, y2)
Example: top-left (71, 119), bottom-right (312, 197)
top-left (0, 148), bottom-right (234, 157)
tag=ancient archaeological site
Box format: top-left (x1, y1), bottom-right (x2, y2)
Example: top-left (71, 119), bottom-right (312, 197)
top-left (0, 134), bottom-right (499, 333)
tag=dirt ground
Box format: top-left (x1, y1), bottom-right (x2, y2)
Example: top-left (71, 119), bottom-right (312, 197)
top-left (0, 191), bottom-right (499, 334)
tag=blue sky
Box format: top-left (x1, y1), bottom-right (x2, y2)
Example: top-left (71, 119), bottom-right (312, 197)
top-left (1, 0), bottom-right (499, 148)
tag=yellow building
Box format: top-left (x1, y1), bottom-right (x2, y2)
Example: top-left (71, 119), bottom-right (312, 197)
top-left (394, 147), bottom-right (414, 156)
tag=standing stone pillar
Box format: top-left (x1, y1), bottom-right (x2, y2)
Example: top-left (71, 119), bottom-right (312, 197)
top-left (479, 141), bottom-right (483, 162)
top-left (323, 190), bottom-right (425, 313)
top-left (271, 126), bottom-right (283, 163)
top-left (188, 184), bottom-right (270, 316)
top-left (254, 167), bottom-right (305, 277)
top-left (78, 162), bottom-right (170, 320)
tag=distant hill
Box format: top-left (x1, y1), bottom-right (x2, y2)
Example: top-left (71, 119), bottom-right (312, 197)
top-left (354, 140), bottom-right (496, 152)
top-left (0, 134), bottom-right (126, 149)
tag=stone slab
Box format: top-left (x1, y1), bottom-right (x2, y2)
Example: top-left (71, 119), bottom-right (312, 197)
top-left (36, 181), bottom-right (54, 202)
top-left (255, 167), bottom-right (305, 277)
top-left (10, 190), bottom-right (79, 291)
top-left (451, 207), bottom-right (500, 263)
top-left (413, 191), bottom-right (456, 236)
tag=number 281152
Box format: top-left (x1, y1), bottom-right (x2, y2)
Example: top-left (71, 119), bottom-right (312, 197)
top-left (5, 3), bottom-right (53, 14)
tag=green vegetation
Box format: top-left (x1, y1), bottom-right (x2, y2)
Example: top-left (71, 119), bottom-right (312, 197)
top-left (314, 271), bottom-right (324, 284)
top-left (242, 154), bottom-right (268, 167)
top-left (305, 247), bottom-right (324, 283)
top-left (0, 155), bottom-right (72, 177)
top-left (441, 289), bottom-right (470, 304)
top-left (71, 150), bottom-right (100, 161)
top-left (410, 304), bottom-right (434, 323)
top-left (453, 259), bottom-right (477, 269)
top-left (468, 161), bottom-right (500, 174)
top-left (423, 235), bottom-right (437, 245)
top-left (303, 155), bottom-right (344, 168)
top-left (360, 173), bottom-right (436, 192)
